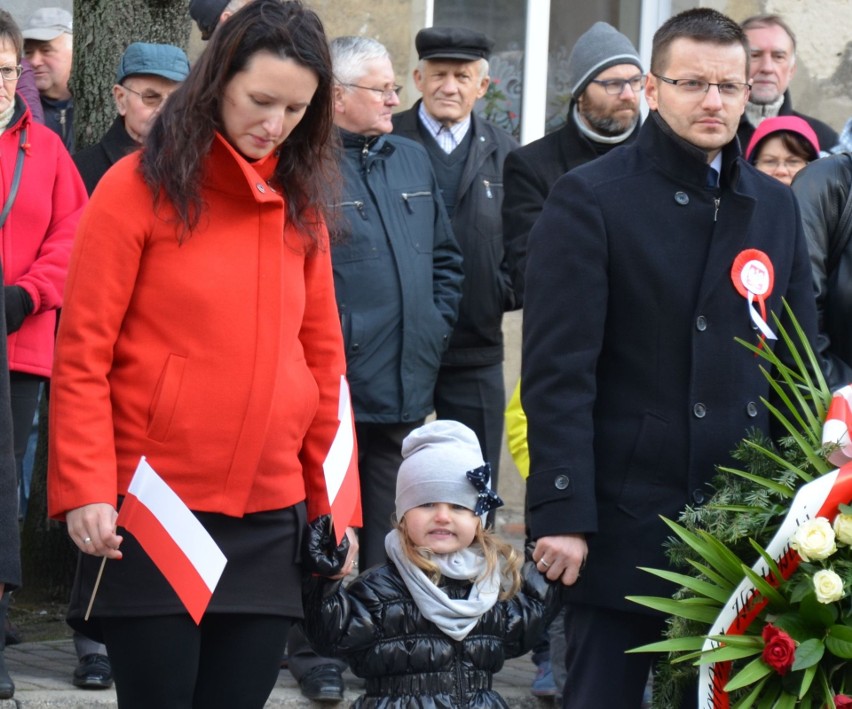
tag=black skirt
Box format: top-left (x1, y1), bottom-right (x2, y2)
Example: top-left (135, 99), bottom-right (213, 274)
top-left (68, 502), bottom-right (307, 643)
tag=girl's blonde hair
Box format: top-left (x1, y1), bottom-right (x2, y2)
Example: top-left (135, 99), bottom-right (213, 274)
top-left (396, 515), bottom-right (522, 600)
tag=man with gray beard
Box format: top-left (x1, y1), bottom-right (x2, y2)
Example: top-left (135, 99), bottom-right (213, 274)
top-left (503, 22), bottom-right (643, 303)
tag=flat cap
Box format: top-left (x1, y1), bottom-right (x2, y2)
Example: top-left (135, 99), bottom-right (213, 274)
top-left (22, 7), bottom-right (72, 42)
top-left (415, 26), bottom-right (494, 62)
top-left (116, 43), bottom-right (191, 84)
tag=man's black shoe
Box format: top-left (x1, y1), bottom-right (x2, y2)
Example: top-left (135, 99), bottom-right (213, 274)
top-left (72, 653), bottom-right (113, 689)
top-left (299, 664), bottom-right (344, 703)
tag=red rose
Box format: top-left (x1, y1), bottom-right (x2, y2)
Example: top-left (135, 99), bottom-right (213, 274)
top-left (835, 695), bottom-right (852, 708)
top-left (761, 623), bottom-right (796, 676)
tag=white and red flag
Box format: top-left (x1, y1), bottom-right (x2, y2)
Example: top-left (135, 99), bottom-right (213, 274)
top-left (115, 457), bottom-right (227, 624)
top-left (322, 376), bottom-right (360, 545)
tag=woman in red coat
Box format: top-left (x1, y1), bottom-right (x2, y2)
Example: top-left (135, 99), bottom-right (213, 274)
top-left (48, 2), bottom-right (358, 707)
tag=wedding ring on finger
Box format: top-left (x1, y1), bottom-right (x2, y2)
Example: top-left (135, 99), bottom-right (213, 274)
top-left (538, 559), bottom-right (551, 569)
top-left (83, 537), bottom-right (92, 545)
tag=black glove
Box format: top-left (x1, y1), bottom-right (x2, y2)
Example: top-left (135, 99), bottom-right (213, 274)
top-left (4, 286), bottom-right (32, 334)
top-left (302, 514), bottom-right (350, 577)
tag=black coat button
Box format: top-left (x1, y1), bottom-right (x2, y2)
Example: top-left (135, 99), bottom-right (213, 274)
top-left (675, 191), bottom-right (689, 205)
top-left (693, 403), bottom-right (707, 418)
top-left (696, 315), bottom-right (707, 331)
top-left (554, 475), bottom-right (570, 490)
top-left (746, 401), bottom-right (758, 417)
top-left (692, 489), bottom-right (706, 505)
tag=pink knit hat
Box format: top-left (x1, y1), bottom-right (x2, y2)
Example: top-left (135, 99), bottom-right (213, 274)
top-left (745, 116), bottom-right (820, 161)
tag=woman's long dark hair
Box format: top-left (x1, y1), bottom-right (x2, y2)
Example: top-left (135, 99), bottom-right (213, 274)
top-left (141, 0), bottom-right (337, 244)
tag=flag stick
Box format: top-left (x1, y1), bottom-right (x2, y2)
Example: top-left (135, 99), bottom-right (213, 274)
top-left (84, 557), bottom-right (108, 621)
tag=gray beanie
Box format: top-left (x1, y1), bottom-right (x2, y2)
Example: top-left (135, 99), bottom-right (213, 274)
top-left (566, 22), bottom-right (642, 99)
top-left (396, 420), bottom-right (501, 520)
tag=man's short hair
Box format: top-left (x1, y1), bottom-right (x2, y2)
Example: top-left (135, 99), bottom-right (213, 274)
top-left (741, 13), bottom-right (797, 54)
top-left (651, 8), bottom-right (749, 77)
top-left (0, 11), bottom-right (22, 59)
top-left (330, 36), bottom-right (390, 87)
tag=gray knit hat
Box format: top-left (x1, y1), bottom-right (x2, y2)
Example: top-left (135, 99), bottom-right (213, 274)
top-left (395, 420), bottom-right (502, 520)
top-left (566, 22), bottom-right (642, 99)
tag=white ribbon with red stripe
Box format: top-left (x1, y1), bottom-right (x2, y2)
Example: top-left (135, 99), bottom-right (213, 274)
top-left (822, 385), bottom-right (852, 467)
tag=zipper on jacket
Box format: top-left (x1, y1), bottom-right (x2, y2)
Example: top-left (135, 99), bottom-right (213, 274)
top-left (713, 197), bottom-right (720, 222)
top-left (401, 191), bottom-right (432, 214)
top-left (453, 640), bottom-right (464, 704)
top-left (483, 179), bottom-right (493, 199)
top-left (339, 200), bottom-right (367, 220)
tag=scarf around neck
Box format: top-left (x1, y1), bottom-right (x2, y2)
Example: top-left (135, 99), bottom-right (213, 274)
top-left (385, 530), bottom-right (501, 641)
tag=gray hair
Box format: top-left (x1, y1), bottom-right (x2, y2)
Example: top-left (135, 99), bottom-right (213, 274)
top-left (330, 36), bottom-right (390, 86)
top-left (416, 57), bottom-right (490, 80)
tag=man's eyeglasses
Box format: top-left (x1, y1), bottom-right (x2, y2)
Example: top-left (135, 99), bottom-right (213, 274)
top-left (588, 75), bottom-right (645, 95)
top-left (755, 157), bottom-right (807, 171)
top-left (0, 65), bottom-right (22, 82)
top-left (652, 74), bottom-right (751, 99)
top-left (344, 83), bottom-right (402, 101)
top-left (122, 86), bottom-right (169, 108)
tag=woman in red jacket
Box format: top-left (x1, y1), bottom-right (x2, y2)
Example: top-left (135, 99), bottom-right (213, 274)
top-left (48, 2), bottom-right (358, 707)
top-left (0, 10), bottom-right (85, 517)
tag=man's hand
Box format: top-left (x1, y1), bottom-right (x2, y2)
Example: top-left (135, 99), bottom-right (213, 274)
top-left (66, 504), bottom-right (123, 560)
top-left (532, 533), bottom-right (587, 586)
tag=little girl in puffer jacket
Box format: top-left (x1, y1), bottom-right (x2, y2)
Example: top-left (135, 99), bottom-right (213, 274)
top-left (303, 419), bottom-right (561, 709)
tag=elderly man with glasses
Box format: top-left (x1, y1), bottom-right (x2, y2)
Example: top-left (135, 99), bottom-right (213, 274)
top-left (328, 34), bottom-right (463, 579)
top-left (522, 9), bottom-right (819, 707)
top-left (73, 43), bottom-right (189, 196)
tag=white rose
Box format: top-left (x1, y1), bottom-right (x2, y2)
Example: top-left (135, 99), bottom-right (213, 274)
top-left (791, 517), bottom-right (837, 562)
top-left (834, 514), bottom-right (852, 546)
top-left (813, 569), bottom-right (845, 604)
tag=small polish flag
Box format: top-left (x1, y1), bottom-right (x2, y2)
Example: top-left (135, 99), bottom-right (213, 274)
top-left (116, 457), bottom-right (227, 624)
top-left (322, 376), bottom-right (360, 545)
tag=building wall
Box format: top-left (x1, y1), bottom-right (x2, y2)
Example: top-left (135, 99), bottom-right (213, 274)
top-left (683, 0), bottom-right (852, 138)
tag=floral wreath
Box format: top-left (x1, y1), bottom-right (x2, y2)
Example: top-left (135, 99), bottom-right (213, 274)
top-left (629, 301), bottom-right (852, 709)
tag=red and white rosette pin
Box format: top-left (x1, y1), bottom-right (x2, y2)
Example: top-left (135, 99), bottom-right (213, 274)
top-left (731, 249), bottom-right (777, 342)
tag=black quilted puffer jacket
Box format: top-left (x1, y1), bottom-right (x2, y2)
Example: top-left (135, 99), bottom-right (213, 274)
top-left (303, 560), bottom-right (559, 708)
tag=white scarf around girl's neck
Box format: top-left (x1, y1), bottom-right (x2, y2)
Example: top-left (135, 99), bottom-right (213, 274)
top-left (385, 529), bottom-right (501, 641)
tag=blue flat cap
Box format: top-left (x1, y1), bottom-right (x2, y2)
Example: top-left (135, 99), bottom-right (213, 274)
top-left (116, 43), bottom-right (190, 84)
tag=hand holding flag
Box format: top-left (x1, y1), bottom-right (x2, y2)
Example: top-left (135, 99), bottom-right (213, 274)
top-left (113, 457), bottom-right (227, 624)
top-left (322, 376), bottom-right (360, 545)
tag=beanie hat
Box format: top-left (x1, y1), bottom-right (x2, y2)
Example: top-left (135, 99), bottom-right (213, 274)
top-left (745, 115), bottom-right (820, 162)
top-left (189, 0), bottom-right (230, 39)
top-left (566, 22), bottom-right (642, 99)
top-left (395, 420), bottom-right (502, 520)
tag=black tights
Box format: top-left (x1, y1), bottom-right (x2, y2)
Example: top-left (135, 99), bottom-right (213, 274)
top-left (101, 613), bottom-right (289, 709)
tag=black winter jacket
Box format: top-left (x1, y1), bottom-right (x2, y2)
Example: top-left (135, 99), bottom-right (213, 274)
top-left (331, 129), bottom-right (464, 423)
top-left (502, 104), bottom-right (640, 305)
top-left (393, 103), bottom-right (517, 366)
top-left (791, 153), bottom-right (852, 388)
top-left (303, 560), bottom-right (559, 708)
top-left (73, 116), bottom-right (138, 196)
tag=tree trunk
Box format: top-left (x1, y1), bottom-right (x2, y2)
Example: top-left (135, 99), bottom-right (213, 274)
top-left (19, 0), bottom-right (191, 603)
top-left (71, 0), bottom-right (191, 151)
